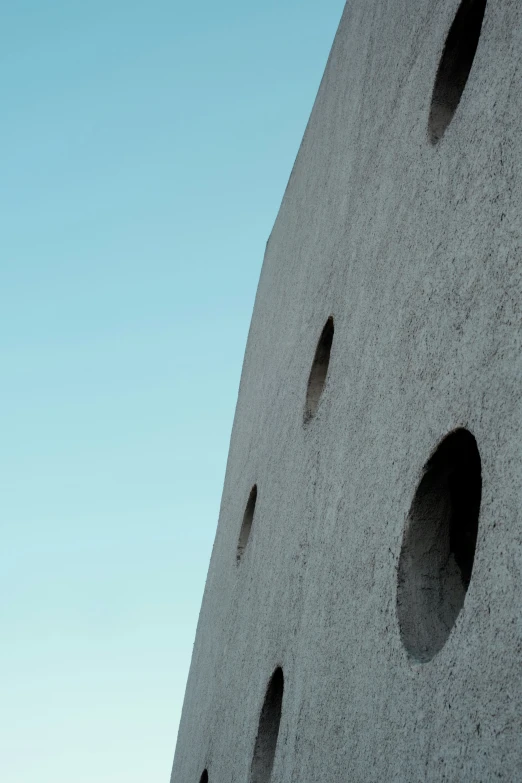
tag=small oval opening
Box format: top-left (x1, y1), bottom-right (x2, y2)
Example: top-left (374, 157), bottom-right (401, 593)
top-left (428, 0), bottom-right (487, 143)
top-left (249, 667), bottom-right (284, 783)
top-left (397, 429), bottom-right (482, 662)
top-left (236, 485), bottom-right (257, 563)
top-left (304, 316), bottom-right (334, 422)
top-left (199, 772), bottom-right (208, 783)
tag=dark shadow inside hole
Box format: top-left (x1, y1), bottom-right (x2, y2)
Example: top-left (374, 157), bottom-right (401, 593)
top-left (428, 0), bottom-right (487, 143)
top-left (199, 771), bottom-right (208, 783)
top-left (397, 429), bottom-right (482, 662)
top-left (236, 485), bottom-right (257, 563)
top-left (249, 667), bottom-right (284, 783)
top-left (304, 317), bottom-right (334, 422)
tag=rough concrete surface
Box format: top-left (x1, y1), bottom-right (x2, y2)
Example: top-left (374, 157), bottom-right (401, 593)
top-left (171, 1), bottom-right (522, 780)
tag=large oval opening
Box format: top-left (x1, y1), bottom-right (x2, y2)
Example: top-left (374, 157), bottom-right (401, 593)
top-left (397, 429), bottom-right (482, 662)
top-left (428, 0), bottom-right (487, 143)
top-left (304, 316), bottom-right (334, 422)
top-left (249, 667), bottom-right (284, 783)
top-left (236, 485), bottom-right (258, 563)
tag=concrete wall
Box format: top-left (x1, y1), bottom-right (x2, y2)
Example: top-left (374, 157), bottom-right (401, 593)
top-left (171, 1), bottom-right (522, 780)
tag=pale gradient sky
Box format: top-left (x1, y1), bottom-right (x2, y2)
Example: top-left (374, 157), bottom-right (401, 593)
top-left (0, 2), bottom-right (344, 780)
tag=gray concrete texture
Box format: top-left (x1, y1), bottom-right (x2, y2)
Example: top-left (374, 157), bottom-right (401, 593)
top-left (171, 0), bottom-right (522, 780)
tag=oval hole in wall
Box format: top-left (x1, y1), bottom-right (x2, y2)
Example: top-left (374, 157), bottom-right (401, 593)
top-left (428, 0), bottom-right (487, 143)
top-left (304, 316), bottom-right (334, 422)
top-left (249, 667), bottom-right (284, 783)
top-left (199, 771), bottom-right (208, 783)
top-left (397, 428), bottom-right (482, 662)
top-left (236, 485), bottom-right (257, 563)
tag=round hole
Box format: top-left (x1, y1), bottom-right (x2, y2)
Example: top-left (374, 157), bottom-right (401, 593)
top-left (199, 772), bottom-right (208, 783)
top-left (249, 667), bottom-right (284, 783)
top-left (304, 316), bottom-right (334, 422)
top-left (428, 0), bottom-right (487, 144)
top-left (397, 429), bottom-right (482, 662)
top-left (236, 485), bottom-right (257, 563)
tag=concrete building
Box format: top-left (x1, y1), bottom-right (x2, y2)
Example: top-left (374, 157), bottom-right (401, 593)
top-left (171, 1), bottom-right (522, 780)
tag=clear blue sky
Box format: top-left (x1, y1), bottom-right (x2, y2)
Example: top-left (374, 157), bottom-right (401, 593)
top-left (1, 2), bottom-right (344, 780)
